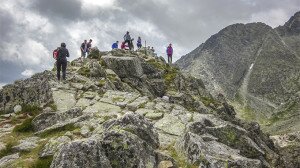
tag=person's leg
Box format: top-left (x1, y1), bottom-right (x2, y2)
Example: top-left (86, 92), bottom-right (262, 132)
top-left (62, 60), bottom-right (67, 80)
top-left (170, 55), bottom-right (172, 64)
top-left (56, 60), bottom-right (62, 81)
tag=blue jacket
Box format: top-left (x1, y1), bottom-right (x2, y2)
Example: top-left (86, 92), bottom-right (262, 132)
top-left (112, 43), bottom-right (118, 49)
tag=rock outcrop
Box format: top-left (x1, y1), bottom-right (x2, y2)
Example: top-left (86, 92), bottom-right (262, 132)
top-left (0, 47), bottom-right (293, 167)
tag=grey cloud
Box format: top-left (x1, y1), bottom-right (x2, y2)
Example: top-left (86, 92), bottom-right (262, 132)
top-left (0, 0), bottom-right (299, 86)
top-left (31, 0), bottom-right (82, 21)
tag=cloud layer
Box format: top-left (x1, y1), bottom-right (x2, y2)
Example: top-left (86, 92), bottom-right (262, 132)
top-left (0, 0), bottom-right (299, 85)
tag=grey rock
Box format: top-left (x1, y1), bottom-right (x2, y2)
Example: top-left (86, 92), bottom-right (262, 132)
top-left (52, 90), bottom-right (77, 112)
top-left (145, 111), bottom-right (164, 120)
top-left (154, 114), bottom-right (185, 136)
top-left (39, 136), bottom-right (72, 158)
top-left (50, 138), bottom-right (112, 168)
top-left (0, 71), bottom-right (54, 113)
top-left (127, 96), bottom-right (149, 111)
top-left (32, 107), bottom-right (83, 132)
top-left (0, 153), bottom-right (19, 168)
top-left (102, 56), bottom-right (144, 78)
top-left (80, 125), bottom-right (91, 137)
top-left (13, 105), bottom-right (22, 113)
top-left (179, 132), bottom-right (262, 168)
top-left (104, 113), bottom-right (160, 149)
top-left (12, 137), bottom-right (39, 152)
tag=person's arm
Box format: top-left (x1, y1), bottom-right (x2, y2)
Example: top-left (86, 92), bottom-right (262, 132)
top-left (66, 49), bottom-right (69, 57)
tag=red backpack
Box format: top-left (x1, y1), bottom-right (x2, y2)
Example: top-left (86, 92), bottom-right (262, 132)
top-left (53, 48), bottom-right (59, 60)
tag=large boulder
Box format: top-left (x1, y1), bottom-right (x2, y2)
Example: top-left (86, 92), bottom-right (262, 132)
top-left (32, 107), bottom-right (83, 132)
top-left (103, 113), bottom-right (159, 148)
top-left (102, 56), bottom-right (143, 78)
top-left (0, 71), bottom-right (54, 113)
top-left (50, 138), bottom-right (112, 168)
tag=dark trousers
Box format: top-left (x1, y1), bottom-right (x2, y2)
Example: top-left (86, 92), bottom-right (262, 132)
top-left (57, 59), bottom-right (67, 80)
top-left (168, 54), bottom-right (172, 64)
top-left (125, 40), bottom-right (132, 50)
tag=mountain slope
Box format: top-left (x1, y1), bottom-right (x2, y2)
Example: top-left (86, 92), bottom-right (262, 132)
top-left (176, 11), bottom-right (300, 135)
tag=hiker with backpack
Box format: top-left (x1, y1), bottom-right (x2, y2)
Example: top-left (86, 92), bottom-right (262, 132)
top-left (123, 31), bottom-right (132, 50)
top-left (87, 39), bottom-right (93, 55)
top-left (112, 41), bottom-right (119, 49)
top-left (166, 44), bottom-right (173, 64)
top-left (80, 40), bottom-right (88, 58)
top-left (53, 47), bottom-right (60, 60)
top-left (56, 42), bottom-right (69, 81)
top-left (137, 37), bottom-right (142, 49)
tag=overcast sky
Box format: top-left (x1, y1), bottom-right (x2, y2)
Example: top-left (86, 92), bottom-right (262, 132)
top-left (0, 0), bottom-right (299, 87)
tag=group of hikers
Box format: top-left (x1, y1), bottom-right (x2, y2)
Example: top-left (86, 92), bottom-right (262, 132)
top-left (53, 31), bottom-right (173, 81)
top-left (80, 39), bottom-right (93, 58)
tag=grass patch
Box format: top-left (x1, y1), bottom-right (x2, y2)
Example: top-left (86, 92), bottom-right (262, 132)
top-left (20, 104), bottom-right (42, 116)
top-left (78, 67), bottom-right (90, 77)
top-left (200, 96), bottom-right (219, 107)
top-left (87, 48), bottom-right (101, 59)
top-left (99, 59), bottom-right (107, 68)
top-left (49, 104), bottom-right (57, 111)
top-left (39, 123), bottom-right (77, 138)
top-left (163, 67), bottom-right (179, 87)
top-left (147, 59), bottom-right (165, 70)
top-left (102, 115), bottom-right (117, 122)
top-left (30, 156), bottom-right (53, 168)
top-left (165, 143), bottom-right (198, 168)
top-left (13, 117), bottom-right (34, 133)
top-left (98, 79), bottom-right (106, 87)
top-left (0, 142), bottom-right (15, 158)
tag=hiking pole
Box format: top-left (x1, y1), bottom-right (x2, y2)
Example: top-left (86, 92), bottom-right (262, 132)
top-left (145, 40), bottom-right (147, 55)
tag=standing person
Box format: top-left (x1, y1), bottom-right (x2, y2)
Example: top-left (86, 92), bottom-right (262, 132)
top-left (87, 39), bottom-right (93, 55)
top-left (57, 42), bottom-right (69, 81)
top-left (137, 36), bottom-right (142, 49)
top-left (80, 40), bottom-right (88, 58)
top-left (166, 43), bottom-right (173, 64)
top-left (112, 41), bottom-right (119, 49)
top-left (123, 31), bottom-right (132, 50)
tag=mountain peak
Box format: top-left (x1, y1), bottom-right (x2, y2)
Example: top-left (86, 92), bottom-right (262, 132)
top-left (283, 11), bottom-right (300, 32)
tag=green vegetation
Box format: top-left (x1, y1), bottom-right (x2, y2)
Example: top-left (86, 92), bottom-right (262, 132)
top-left (199, 154), bottom-right (210, 167)
top-left (269, 101), bottom-right (298, 124)
top-left (112, 96), bottom-right (124, 103)
top-left (87, 48), bottom-right (101, 59)
top-left (78, 66), bottom-right (90, 77)
top-left (165, 143), bottom-right (198, 168)
top-left (147, 59), bottom-right (180, 89)
top-left (147, 59), bottom-right (165, 70)
top-left (98, 79), bottom-right (106, 87)
top-left (102, 115), bottom-right (117, 122)
top-left (30, 156), bottom-right (53, 168)
top-left (200, 96), bottom-right (220, 107)
top-left (0, 142), bottom-right (15, 158)
top-left (20, 104), bottom-right (42, 116)
top-left (39, 123), bottom-right (77, 138)
top-left (164, 66), bottom-right (179, 87)
top-left (99, 59), bottom-right (107, 68)
top-left (223, 129), bottom-right (238, 144)
top-left (13, 117), bottom-right (34, 133)
top-left (49, 104), bottom-right (58, 111)
top-left (107, 74), bottom-right (117, 82)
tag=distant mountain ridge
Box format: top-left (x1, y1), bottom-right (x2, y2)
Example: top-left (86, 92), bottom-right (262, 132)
top-left (176, 11), bottom-right (300, 135)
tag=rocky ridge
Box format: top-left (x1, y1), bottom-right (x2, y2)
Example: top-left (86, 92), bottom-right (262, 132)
top-left (0, 48), bottom-right (291, 167)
